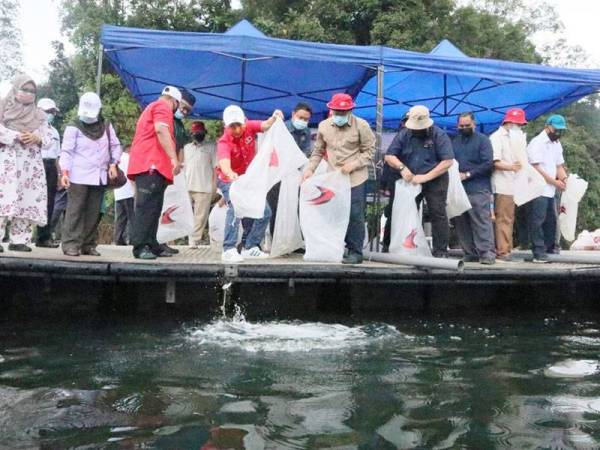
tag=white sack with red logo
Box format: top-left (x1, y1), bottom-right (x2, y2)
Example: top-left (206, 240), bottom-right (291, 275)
top-left (230, 118), bottom-right (308, 219)
top-left (446, 160), bottom-right (471, 219)
top-left (300, 169), bottom-right (351, 262)
top-left (157, 173), bottom-right (195, 243)
top-left (270, 170), bottom-right (304, 258)
top-left (208, 202), bottom-right (243, 252)
top-left (570, 229), bottom-right (600, 250)
top-left (389, 180), bottom-right (431, 257)
top-left (559, 174), bottom-right (588, 241)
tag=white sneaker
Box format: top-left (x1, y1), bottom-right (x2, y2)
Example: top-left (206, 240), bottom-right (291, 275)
top-left (241, 246), bottom-right (269, 258)
top-left (221, 248), bottom-right (243, 263)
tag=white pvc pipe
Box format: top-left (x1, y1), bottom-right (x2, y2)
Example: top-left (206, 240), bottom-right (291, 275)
top-left (364, 251), bottom-right (464, 272)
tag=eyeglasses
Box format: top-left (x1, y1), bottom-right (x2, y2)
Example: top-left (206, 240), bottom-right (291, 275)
top-left (180, 105), bottom-right (192, 115)
top-left (457, 125), bottom-right (473, 129)
top-left (19, 88), bottom-right (36, 95)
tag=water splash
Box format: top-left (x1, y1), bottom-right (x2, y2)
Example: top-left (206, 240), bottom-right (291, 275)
top-left (186, 309), bottom-right (402, 353)
top-left (544, 359), bottom-right (600, 378)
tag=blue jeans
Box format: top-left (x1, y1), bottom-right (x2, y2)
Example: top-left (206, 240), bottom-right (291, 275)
top-left (218, 180), bottom-right (271, 252)
top-left (527, 196), bottom-right (557, 258)
top-left (345, 182), bottom-right (366, 256)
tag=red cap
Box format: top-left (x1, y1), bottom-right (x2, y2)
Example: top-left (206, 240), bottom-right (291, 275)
top-left (191, 121), bottom-right (206, 133)
top-left (327, 93), bottom-right (355, 111)
top-left (502, 108), bottom-right (527, 125)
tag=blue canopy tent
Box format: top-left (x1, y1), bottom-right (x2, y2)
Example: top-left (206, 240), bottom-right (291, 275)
top-left (99, 20), bottom-right (381, 122)
top-left (356, 40), bottom-right (600, 133)
top-left (100, 20), bottom-right (600, 138)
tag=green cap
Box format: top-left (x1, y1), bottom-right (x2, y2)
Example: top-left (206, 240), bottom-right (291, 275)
top-left (546, 114), bottom-right (567, 130)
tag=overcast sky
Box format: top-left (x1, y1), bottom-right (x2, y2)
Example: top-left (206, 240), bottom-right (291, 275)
top-left (9, 0), bottom-right (600, 85)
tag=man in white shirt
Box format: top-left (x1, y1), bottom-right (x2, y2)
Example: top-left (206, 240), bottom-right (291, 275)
top-left (183, 121), bottom-right (216, 248)
top-left (113, 145), bottom-right (135, 245)
top-left (490, 108), bottom-right (527, 261)
top-left (36, 98), bottom-right (61, 248)
top-left (526, 114), bottom-right (568, 263)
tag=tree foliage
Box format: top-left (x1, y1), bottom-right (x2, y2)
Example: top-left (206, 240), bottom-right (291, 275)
top-left (49, 0), bottom-right (600, 233)
top-left (0, 0), bottom-right (24, 82)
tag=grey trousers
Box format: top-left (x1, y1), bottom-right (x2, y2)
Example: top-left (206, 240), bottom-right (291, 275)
top-left (453, 190), bottom-right (495, 260)
top-left (61, 183), bottom-right (105, 252)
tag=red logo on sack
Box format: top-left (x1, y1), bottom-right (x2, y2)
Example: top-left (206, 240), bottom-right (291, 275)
top-left (269, 149), bottom-right (279, 167)
top-left (308, 186), bottom-right (335, 205)
top-left (161, 205), bottom-right (179, 224)
top-left (560, 205), bottom-right (566, 215)
top-left (403, 229), bottom-right (418, 249)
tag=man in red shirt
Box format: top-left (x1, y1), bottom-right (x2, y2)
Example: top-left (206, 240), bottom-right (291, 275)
top-left (128, 86), bottom-right (183, 260)
top-left (217, 105), bottom-right (283, 262)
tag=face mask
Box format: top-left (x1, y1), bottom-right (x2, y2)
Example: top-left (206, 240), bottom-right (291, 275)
top-left (193, 132), bottom-right (206, 143)
top-left (174, 110), bottom-right (184, 120)
top-left (292, 119), bottom-right (308, 130)
top-left (547, 129), bottom-right (562, 142)
top-left (459, 127), bottom-right (474, 137)
top-left (46, 113), bottom-right (55, 124)
top-left (509, 125), bottom-right (525, 140)
top-left (79, 115), bottom-right (98, 124)
top-left (411, 129), bottom-right (428, 139)
top-left (16, 90), bottom-right (35, 104)
top-left (332, 114), bottom-right (349, 127)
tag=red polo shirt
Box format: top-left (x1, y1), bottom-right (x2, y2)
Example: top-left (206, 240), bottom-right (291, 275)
top-left (216, 120), bottom-right (262, 182)
top-left (128, 98), bottom-right (175, 182)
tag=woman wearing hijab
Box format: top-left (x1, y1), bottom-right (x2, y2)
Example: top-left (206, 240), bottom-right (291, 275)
top-left (0, 74), bottom-right (53, 252)
top-left (59, 92), bottom-right (122, 257)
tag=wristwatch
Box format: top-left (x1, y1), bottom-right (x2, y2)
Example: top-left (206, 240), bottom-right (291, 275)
top-left (465, 171), bottom-right (471, 178)
top-left (398, 164), bottom-right (405, 172)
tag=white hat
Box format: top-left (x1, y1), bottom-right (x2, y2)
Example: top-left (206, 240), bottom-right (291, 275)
top-left (37, 98), bottom-right (59, 112)
top-left (161, 85), bottom-right (182, 103)
top-left (223, 105), bottom-right (245, 126)
top-left (77, 92), bottom-right (102, 119)
top-left (405, 105), bottom-right (434, 130)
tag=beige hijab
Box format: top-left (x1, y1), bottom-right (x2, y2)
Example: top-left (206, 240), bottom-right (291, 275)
top-left (0, 74), bottom-right (46, 132)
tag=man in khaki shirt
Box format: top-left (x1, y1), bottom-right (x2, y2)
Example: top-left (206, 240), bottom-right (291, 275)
top-left (303, 93), bottom-right (375, 264)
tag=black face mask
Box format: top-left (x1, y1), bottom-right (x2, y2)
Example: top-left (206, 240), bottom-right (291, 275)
top-left (459, 127), bottom-right (474, 137)
top-left (193, 132), bottom-right (206, 143)
top-left (411, 129), bottom-right (429, 139)
top-left (547, 131), bottom-right (562, 142)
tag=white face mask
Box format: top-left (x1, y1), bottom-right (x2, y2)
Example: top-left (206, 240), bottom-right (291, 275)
top-left (508, 124), bottom-right (526, 140)
top-left (79, 115), bottom-right (98, 124)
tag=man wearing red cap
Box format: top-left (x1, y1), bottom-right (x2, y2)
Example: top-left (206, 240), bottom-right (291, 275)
top-left (182, 121), bottom-right (215, 248)
top-left (303, 93), bottom-right (375, 264)
top-left (490, 108), bottom-right (527, 260)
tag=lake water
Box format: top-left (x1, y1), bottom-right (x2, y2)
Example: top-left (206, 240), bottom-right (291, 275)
top-left (1, 310), bottom-right (600, 449)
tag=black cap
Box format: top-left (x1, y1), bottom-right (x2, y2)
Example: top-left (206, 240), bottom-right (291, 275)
top-left (181, 89), bottom-right (196, 107)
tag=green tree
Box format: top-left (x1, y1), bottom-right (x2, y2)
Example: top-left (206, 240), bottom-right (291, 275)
top-left (0, 0), bottom-right (24, 82)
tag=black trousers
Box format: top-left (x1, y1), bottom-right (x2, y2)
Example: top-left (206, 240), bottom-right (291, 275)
top-left (114, 197), bottom-right (135, 245)
top-left (416, 172), bottom-right (449, 256)
top-left (36, 159), bottom-right (58, 242)
top-left (267, 181), bottom-right (281, 237)
top-left (130, 171), bottom-right (168, 256)
top-left (382, 179), bottom-right (397, 249)
top-left (61, 183), bottom-right (105, 252)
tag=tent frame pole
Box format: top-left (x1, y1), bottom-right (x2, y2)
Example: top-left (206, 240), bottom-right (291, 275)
top-left (96, 44), bottom-right (103, 96)
top-left (370, 64), bottom-right (385, 251)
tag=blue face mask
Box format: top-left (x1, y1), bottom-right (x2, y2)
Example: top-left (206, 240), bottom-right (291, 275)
top-left (174, 110), bottom-right (184, 120)
top-left (79, 115), bottom-right (98, 124)
top-left (292, 119), bottom-right (308, 130)
top-left (332, 114), bottom-right (349, 127)
top-left (46, 113), bottom-right (55, 124)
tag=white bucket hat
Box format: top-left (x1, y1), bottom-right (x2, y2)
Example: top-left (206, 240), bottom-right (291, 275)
top-left (405, 105), bottom-right (434, 130)
top-left (77, 92), bottom-right (102, 119)
top-left (223, 105), bottom-right (246, 126)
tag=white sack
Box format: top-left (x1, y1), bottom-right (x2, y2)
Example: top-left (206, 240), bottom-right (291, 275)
top-left (270, 170), bottom-right (304, 258)
top-left (389, 180), bottom-right (432, 257)
top-left (156, 173), bottom-right (195, 243)
top-left (300, 169), bottom-right (351, 262)
top-left (559, 174), bottom-right (588, 241)
top-left (446, 160), bottom-right (472, 218)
